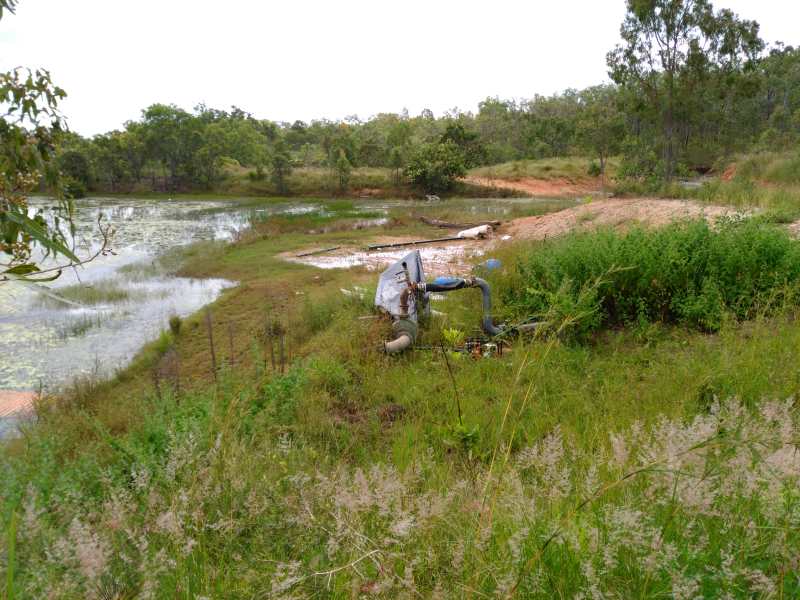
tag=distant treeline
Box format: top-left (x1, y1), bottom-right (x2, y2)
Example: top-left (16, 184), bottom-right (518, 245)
top-left (57, 8), bottom-right (800, 195)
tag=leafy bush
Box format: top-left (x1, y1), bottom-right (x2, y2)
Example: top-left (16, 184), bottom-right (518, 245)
top-left (63, 177), bottom-right (87, 199)
top-left (505, 219), bottom-right (800, 336)
top-left (405, 140), bottom-right (467, 193)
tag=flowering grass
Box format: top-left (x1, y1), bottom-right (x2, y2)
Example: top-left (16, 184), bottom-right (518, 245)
top-left (3, 210), bottom-right (800, 598)
top-left (2, 365), bottom-right (798, 598)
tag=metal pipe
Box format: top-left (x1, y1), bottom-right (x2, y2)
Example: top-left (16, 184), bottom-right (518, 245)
top-left (368, 236), bottom-right (463, 251)
top-left (384, 332), bottom-right (414, 354)
top-left (422, 277), bottom-right (501, 337)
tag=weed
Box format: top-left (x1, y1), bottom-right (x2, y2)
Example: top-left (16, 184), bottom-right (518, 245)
top-left (168, 314), bottom-right (182, 336)
top-left (503, 218), bottom-right (800, 334)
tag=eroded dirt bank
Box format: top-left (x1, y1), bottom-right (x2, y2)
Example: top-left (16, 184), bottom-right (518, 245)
top-left (0, 390), bottom-right (35, 418)
top-left (464, 175), bottom-right (603, 197)
top-left (505, 197), bottom-right (740, 240)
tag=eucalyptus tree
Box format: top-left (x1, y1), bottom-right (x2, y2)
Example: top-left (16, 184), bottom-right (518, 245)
top-left (607, 0), bottom-right (764, 179)
top-left (270, 139), bottom-right (293, 194)
top-left (576, 85), bottom-right (626, 175)
top-left (0, 0), bottom-right (89, 281)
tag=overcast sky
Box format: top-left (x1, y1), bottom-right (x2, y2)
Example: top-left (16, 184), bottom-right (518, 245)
top-left (0, 0), bottom-right (797, 136)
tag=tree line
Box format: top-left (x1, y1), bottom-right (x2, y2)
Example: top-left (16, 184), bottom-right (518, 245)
top-left (57, 2), bottom-right (800, 196)
top-left (57, 16), bottom-right (799, 196)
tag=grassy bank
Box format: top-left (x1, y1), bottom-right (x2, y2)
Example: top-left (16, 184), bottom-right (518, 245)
top-left (2, 206), bottom-right (800, 597)
top-left (645, 150), bottom-right (800, 219)
top-left (470, 156), bottom-right (617, 182)
top-left (86, 166), bottom-right (527, 201)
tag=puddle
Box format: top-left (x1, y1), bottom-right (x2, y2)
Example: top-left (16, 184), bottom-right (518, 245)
top-left (287, 242), bottom-right (488, 275)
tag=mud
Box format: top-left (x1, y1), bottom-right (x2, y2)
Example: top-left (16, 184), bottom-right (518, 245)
top-left (283, 239), bottom-right (487, 276)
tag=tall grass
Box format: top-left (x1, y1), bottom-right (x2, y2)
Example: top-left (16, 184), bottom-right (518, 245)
top-left (2, 360), bottom-right (799, 597)
top-left (470, 156), bottom-right (618, 181)
top-left (733, 150), bottom-right (800, 185)
top-left (5, 204), bottom-right (800, 597)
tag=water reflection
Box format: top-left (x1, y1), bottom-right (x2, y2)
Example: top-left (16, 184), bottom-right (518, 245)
top-left (0, 197), bottom-right (261, 395)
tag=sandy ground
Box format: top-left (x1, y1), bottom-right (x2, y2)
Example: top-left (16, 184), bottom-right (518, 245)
top-left (465, 175), bottom-right (603, 197)
top-left (0, 390), bottom-right (36, 418)
top-left (505, 197), bottom-right (740, 240)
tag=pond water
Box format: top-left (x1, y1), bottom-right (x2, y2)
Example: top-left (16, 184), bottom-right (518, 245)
top-left (0, 196), bottom-right (407, 396)
top-left (0, 194), bottom-right (572, 435)
top-left (0, 198), bottom-right (262, 396)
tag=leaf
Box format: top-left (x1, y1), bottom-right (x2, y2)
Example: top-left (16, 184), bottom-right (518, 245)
top-left (4, 211), bottom-right (79, 263)
top-left (3, 263), bottom-right (39, 275)
top-left (4, 269), bottom-right (63, 283)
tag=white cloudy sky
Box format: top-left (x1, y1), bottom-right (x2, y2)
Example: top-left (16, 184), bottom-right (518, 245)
top-left (0, 0), bottom-right (797, 136)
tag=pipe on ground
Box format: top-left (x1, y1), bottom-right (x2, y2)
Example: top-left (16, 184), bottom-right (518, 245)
top-left (472, 277), bottom-right (503, 337)
top-left (423, 277), bottom-right (501, 337)
top-left (384, 318), bottom-right (419, 354)
top-left (384, 332), bottom-right (414, 354)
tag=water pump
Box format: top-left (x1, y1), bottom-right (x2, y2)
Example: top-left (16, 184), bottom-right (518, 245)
top-left (374, 251), bottom-right (501, 354)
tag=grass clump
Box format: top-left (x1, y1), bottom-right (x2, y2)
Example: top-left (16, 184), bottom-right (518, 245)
top-left (733, 150), bottom-right (800, 185)
top-left (37, 281), bottom-right (131, 308)
top-left (502, 218), bottom-right (800, 335)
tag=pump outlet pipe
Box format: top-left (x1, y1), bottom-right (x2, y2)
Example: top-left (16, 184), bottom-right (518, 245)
top-left (383, 276), bottom-right (502, 354)
top-left (423, 276), bottom-right (502, 337)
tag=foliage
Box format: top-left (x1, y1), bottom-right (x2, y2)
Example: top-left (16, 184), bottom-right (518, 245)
top-left (576, 85), bottom-right (625, 175)
top-left (269, 139), bottom-right (292, 194)
top-left (405, 140), bottom-right (467, 193)
top-left (504, 219), bottom-right (800, 335)
top-left (0, 7), bottom-right (78, 280)
top-left (608, 0), bottom-right (765, 180)
top-left (439, 121), bottom-right (486, 168)
top-left (333, 148), bottom-right (351, 192)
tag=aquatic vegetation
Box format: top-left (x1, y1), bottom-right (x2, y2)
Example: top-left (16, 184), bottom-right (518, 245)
top-left (53, 312), bottom-right (114, 340)
top-left (37, 281), bottom-right (133, 307)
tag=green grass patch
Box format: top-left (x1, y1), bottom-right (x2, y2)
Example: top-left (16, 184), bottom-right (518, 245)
top-left (470, 156), bottom-right (619, 181)
top-left (6, 199), bottom-right (800, 597)
top-left (40, 281), bottom-right (132, 307)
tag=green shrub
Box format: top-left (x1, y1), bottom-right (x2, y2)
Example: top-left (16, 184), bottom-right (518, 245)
top-left (504, 218), bottom-right (800, 335)
top-left (168, 314), bottom-right (182, 336)
top-left (405, 140), bottom-right (467, 193)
